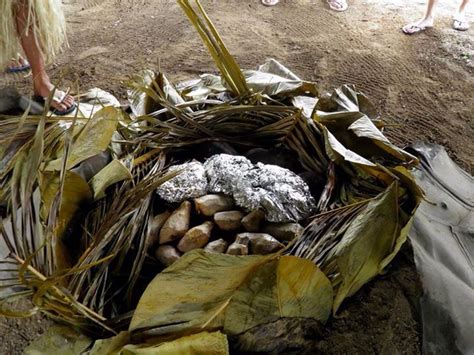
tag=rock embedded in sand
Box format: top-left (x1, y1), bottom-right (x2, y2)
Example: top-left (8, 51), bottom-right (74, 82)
top-left (204, 239), bottom-right (229, 253)
top-left (155, 245), bottom-right (181, 267)
top-left (177, 221), bottom-right (214, 253)
top-left (159, 201), bottom-right (191, 244)
top-left (194, 194), bottom-right (235, 216)
top-left (214, 210), bottom-right (245, 231)
top-left (262, 223), bottom-right (304, 242)
top-left (242, 209), bottom-right (266, 232)
top-left (238, 233), bottom-right (284, 255)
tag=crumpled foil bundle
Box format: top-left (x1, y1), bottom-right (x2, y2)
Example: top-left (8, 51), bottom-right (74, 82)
top-left (204, 154), bottom-right (253, 196)
top-left (157, 161), bottom-right (208, 203)
top-left (205, 154), bottom-right (315, 222)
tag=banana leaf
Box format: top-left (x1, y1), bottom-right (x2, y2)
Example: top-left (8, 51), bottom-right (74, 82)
top-left (130, 251), bottom-right (333, 340)
top-left (24, 325), bottom-right (92, 355)
top-left (45, 107), bottom-right (119, 171)
top-left (331, 182), bottom-right (400, 312)
top-left (39, 170), bottom-right (92, 269)
top-left (315, 85), bottom-right (417, 165)
top-left (89, 159), bottom-right (132, 200)
top-left (90, 331), bottom-right (229, 355)
top-left (243, 59), bottom-right (318, 98)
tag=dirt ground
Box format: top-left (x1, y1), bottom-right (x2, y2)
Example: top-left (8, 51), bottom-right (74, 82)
top-left (0, 0), bottom-right (473, 353)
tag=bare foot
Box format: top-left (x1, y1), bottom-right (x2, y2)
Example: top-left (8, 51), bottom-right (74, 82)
top-left (33, 72), bottom-right (75, 113)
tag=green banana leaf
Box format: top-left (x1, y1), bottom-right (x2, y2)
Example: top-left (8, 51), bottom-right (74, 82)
top-left (130, 251), bottom-right (333, 340)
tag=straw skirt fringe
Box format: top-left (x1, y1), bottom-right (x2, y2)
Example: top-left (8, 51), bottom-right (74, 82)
top-left (0, 0), bottom-right (67, 67)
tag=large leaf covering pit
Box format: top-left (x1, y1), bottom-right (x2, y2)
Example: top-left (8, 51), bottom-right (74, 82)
top-left (0, 0), bottom-right (422, 351)
top-left (130, 251), bottom-right (333, 338)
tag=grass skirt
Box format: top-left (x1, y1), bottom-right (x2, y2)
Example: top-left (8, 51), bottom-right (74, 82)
top-left (0, 0), bottom-right (67, 67)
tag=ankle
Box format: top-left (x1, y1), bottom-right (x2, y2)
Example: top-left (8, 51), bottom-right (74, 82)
top-left (32, 71), bottom-right (53, 94)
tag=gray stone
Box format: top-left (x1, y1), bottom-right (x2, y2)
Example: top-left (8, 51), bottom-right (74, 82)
top-left (155, 245), bottom-right (181, 267)
top-left (177, 221), bottom-right (214, 253)
top-left (226, 242), bottom-right (249, 256)
top-left (262, 223), bottom-right (304, 242)
top-left (214, 210), bottom-right (245, 231)
top-left (226, 234), bottom-right (250, 255)
top-left (238, 233), bottom-right (284, 255)
top-left (204, 239), bottom-right (229, 254)
top-left (159, 201), bottom-right (191, 244)
top-left (147, 210), bottom-right (171, 247)
top-left (242, 210), bottom-right (265, 232)
top-left (194, 194), bottom-right (234, 216)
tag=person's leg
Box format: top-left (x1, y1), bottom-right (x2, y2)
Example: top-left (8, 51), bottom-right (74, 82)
top-left (14, 0), bottom-right (74, 111)
top-left (402, 0), bottom-right (437, 34)
top-left (453, 0), bottom-right (470, 30)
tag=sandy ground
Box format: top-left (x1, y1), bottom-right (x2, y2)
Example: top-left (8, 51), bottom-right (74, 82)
top-left (0, 0), bottom-right (473, 353)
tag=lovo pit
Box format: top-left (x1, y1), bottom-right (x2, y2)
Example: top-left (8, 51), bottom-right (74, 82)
top-left (150, 154), bottom-right (312, 266)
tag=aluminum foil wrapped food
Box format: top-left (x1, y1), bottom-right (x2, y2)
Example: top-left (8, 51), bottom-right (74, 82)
top-left (204, 155), bottom-right (253, 196)
top-left (157, 161), bottom-right (208, 203)
top-left (204, 154), bottom-right (315, 222)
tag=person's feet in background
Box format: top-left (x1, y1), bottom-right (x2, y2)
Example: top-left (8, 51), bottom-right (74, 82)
top-left (261, 0), bottom-right (348, 11)
top-left (261, 0), bottom-right (279, 6)
top-left (403, 0), bottom-right (470, 35)
top-left (327, 0), bottom-right (348, 11)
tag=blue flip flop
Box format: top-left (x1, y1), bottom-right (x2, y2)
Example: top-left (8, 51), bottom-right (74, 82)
top-left (5, 61), bottom-right (31, 74)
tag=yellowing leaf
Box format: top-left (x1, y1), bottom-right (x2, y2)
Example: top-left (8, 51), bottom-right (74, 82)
top-left (24, 325), bottom-right (92, 355)
top-left (130, 251), bottom-right (333, 339)
top-left (224, 257), bottom-right (332, 335)
top-left (90, 331), bottom-right (228, 355)
top-left (39, 170), bottom-right (92, 269)
top-left (125, 332), bottom-right (228, 355)
top-left (90, 159), bottom-right (132, 200)
top-left (333, 182), bottom-right (399, 313)
top-left (46, 106), bottom-right (119, 171)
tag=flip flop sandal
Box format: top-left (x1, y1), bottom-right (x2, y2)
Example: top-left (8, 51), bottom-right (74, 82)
top-left (33, 89), bottom-right (77, 116)
top-left (261, 0), bottom-right (279, 6)
top-left (453, 19), bottom-right (469, 31)
top-left (402, 24), bottom-right (432, 35)
top-left (327, 0), bottom-right (348, 12)
top-left (5, 55), bottom-right (31, 74)
top-left (5, 61), bottom-right (31, 74)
